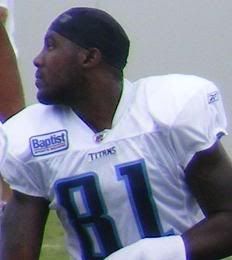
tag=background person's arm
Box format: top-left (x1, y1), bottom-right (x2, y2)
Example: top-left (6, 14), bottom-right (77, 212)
top-left (0, 8), bottom-right (25, 122)
top-left (0, 5), bottom-right (7, 26)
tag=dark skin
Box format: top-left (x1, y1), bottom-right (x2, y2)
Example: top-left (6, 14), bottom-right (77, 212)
top-left (183, 141), bottom-right (232, 259)
top-left (1, 31), bottom-right (232, 259)
top-left (34, 30), bottom-right (122, 132)
top-left (0, 191), bottom-right (49, 259)
top-left (0, 6), bottom-right (8, 26)
top-left (0, 21), bottom-right (25, 122)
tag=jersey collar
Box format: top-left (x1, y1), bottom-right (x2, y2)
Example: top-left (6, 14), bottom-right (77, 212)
top-left (112, 79), bottom-right (135, 128)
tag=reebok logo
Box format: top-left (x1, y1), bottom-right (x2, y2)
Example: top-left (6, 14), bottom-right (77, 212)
top-left (30, 130), bottom-right (69, 156)
top-left (208, 91), bottom-right (219, 104)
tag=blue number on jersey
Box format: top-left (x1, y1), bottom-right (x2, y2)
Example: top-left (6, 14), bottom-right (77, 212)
top-left (116, 159), bottom-right (163, 238)
top-left (55, 159), bottom-right (162, 259)
top-left (55, 173), bottom-right (122, 259)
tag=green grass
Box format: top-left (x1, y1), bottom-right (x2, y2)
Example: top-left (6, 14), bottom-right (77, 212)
top-left (40, 211), bottom-right (69, 260)
top-left (40, 212), bottom-right (232, 260)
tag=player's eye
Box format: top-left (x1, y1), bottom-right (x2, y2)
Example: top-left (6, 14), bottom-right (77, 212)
top-left (44, 37), bottom-right (56, 51)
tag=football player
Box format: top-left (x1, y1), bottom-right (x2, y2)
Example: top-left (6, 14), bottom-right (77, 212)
top-left (1, 7), bottom-right (232, 260)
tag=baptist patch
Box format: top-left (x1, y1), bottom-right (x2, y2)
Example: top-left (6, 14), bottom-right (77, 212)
top-left (30, 130), bottom-right (69, 156)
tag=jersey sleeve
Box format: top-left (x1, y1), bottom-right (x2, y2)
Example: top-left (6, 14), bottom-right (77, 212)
top-left (144, 75), bottom-right (227, 170)
top-left (1, 152), bottom-right (48, 198)
top-left (0, 106), bottom-right (50, 198)
top-left (169, 80), bottom-right (227, 169)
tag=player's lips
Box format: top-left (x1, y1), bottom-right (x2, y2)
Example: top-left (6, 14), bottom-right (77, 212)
top-left (35, 70), bottom-right (42, 79)
top-left (35, 71), bottom-right (44, 88)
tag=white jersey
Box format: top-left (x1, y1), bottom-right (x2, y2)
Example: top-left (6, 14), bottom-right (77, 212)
top-left (1, 74), bottom-right (227, 259)
top-left (0, 122), bottom-right (7, 224)
top-left (0, 122), bottom-right (7, 169)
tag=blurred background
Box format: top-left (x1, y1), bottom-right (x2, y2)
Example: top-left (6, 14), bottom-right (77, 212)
top-left (2, 0), bottom-right (232, 151)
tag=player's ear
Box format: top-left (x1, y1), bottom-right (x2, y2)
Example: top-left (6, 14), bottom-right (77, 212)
top-left (82, 47), bottom-right (102, 68)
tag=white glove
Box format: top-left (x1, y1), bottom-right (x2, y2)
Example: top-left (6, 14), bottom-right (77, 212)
top-left (105, 236), bottom-right (186, 260)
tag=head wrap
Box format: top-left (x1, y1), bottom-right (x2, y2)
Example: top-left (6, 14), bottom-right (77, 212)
top-left (49, 7), bottom-right (130, 70)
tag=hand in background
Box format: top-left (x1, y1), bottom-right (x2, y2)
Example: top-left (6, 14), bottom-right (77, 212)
top-left (0, 6), bottom-right (8, 25)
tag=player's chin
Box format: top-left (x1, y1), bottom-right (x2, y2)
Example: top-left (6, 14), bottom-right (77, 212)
top-left (37, 90), bottom-right (57, 105)
top-left (37, 88), bottom-right (66, 105)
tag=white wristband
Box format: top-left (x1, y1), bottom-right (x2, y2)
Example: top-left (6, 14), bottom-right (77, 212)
top-left (105, 235), bottom-right (186, 260)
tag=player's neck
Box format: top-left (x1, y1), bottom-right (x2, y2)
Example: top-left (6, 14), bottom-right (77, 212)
top-left (72, 80), bottom-right (123, 132)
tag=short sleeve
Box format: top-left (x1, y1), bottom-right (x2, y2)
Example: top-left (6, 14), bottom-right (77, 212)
top-left (143, 75), bottom-right (227, 170)
top-left (1, 152), bottom-right (48, 198)
top-left (170, 81), bottom-right (227, 169)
